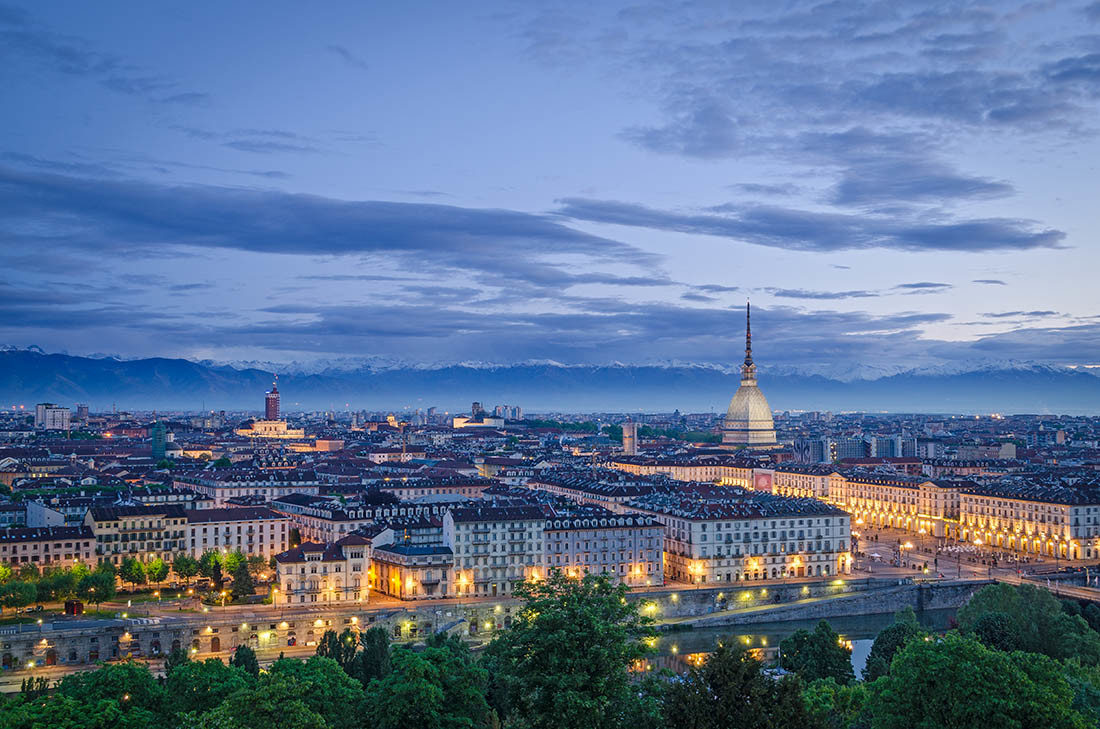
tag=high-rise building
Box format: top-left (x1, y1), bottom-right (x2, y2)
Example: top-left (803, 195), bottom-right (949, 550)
top-left (265, 379), bottom-right (280, 420)
top-left (75, 404), bottom-right (89, 422)
top-left (35, 403), bottom-right (70, 431)
top-left (722, 303), bottom-right (778, 449)
top-left (622, 421), bottom-right (638, 455)
top-left (832, 437), bottom-right (869, 461)
top-left (151, 421), bottom-right (167, 460)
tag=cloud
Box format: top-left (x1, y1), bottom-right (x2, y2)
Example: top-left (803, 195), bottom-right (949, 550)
top-left (731, 183), bottom-right (799, 196)
top-left (764, 288), bottom-right (879, 300)
top-left (981, 310), bottom-right (1059, 318)
top-left (697, 284), bottom-right (740, 293)
top-left (326, 44), bottom-right (368, 69)
top-left (894, 282), bottom-right (952, 290)
top-left (830, 159), bottom-right (1013, 207)
top-left (223, 140), bottom-right (320, 155)
top-left (973, 279), bottom-right (1007, 285)
top-left (0, 10), bottom-right (206, 103)
top-left (1043, 53), bottom-right (1100, 84)
top-left (0, 166), bottom-right (660, 292)
top-left (556, 198), bottom-right (1064, 253)
top-left (681, 292), bottom-right (717, 302)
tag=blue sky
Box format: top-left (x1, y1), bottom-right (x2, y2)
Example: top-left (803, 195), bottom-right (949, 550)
top-left (1, 1), bottom-right (1098, 370)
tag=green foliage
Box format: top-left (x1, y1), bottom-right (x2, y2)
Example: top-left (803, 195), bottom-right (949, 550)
top-left (230, 561), bottom-right (254, 601)
top-left (958, 583), bottom-right (1100, 664)
top-left (147, 557), bottom-right (169, 585)
top-left (267, 655), bottom-right (366, 729)
top-left (164, 645), bottom-right (191, 675)
top-left (522, 419), bottom-right (599, 433)
top-left (863, 610), bottom-right (924, 682)
top-left (971, 611), bottom-right (1014, 652)
top-left (77, 568), bottom-right (116, 606)
top-left (316, 628), bottom-right (359, 671)
top-left (348, 626), bottom-right (391, 685)
top-left (223, 550), bottom-right (246, 575)
top-left (0, 580), bottom-right (37, 611)
top-left (0, 562), bottom-right (12, 583)
top-left (166, 658), bottom-right (253, 715)
top-left (663, 641), bottom-right (810, 729)
top-left (0, 694), bottom-right (152, 729)
top-left (20, 676), bottom-right (50, 700)
top-left (212, 457), bottom-right (232, 468)
top-left (57, 661), bottom-right (165, 715)
top-left (289, 528), bottom-right (302, 547)
top-left (199, 551), bottom-right (223, 590)
top-left (780, 620), bottom-right (855, 685)
top-left (189, 675), bottom-right (328, 729)
top-left (803, 677), bottom-right (870, 729)
top-left (868, 633), bottom-right (1091, 729)
top-left (367, 641), bottom-right (493, 729)
top-left (172, 554), bottom-right (200, 584)
top-left (119, 557), bottom-right (146, 589)
top-left (230, 645), bottom-right (260, 677)
top-left (483, 570), bottom-right (655, 729)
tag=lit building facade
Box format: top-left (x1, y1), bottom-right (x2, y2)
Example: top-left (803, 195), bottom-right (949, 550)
top-left (274, 535), bottom-right (371, 605)
top-left (627, 487), bottom-right (851, 583)
top-left (544, 509), bottom-right (664, 586)
top-left (959, 483), bottom-right (1100, 559)
top-left (446, 505), bottom-right (545, 599)
top-left (186, 507), bottom-right (290, 560)
top-left (722, 304), bottom-right (778, 449)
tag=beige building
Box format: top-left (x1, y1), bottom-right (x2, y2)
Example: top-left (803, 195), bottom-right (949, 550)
top-left (960, 483), bottom-right (1100, 559)
top-left (627, 487), bottom-right (851, 583)
top-left (544, 509), bottom-right (664, 587)
top-left (609, 456), bottom-right (754, 487)
top-left (0, 526), bottom-right (94, 569)
top-left (85, 505), bottom-right (188, 566)
top-left (445, 505), bottom-right (545, 599)
top-left (274, 535), bottom-right (371, 605)
top-left (178, 469), bottom-right (321, 507)
top-left (828, 473), bottom-right (962, 539)
top-left (234, 419), bottom-right (306, 440)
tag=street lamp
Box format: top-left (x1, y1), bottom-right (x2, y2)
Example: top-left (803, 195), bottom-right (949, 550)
top-left (220, 590), bottom-right (227, 610)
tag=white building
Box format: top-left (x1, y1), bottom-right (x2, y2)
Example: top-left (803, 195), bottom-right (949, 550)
top-left (274, 535), bottom-right (371, 605)
top-left (186, 507), bottom-right (290, 560)
top-left (446, 505), bottom-right (545, 599)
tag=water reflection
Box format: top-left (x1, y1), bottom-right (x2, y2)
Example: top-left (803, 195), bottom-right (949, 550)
top-left (642, 608), bottom-right (956, 678)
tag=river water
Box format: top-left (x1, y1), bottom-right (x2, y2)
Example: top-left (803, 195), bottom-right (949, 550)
top-left (647, 608), bottom-right (957, 679)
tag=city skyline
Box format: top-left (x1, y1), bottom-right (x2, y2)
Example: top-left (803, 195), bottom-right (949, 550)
top-left (2, 1), bottom-right (1099, 372)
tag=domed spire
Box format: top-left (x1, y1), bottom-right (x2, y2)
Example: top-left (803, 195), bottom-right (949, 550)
top-left (744, 301), bottom-right (753, 368)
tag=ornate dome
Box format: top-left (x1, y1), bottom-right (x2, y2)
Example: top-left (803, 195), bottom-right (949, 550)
top-left (722, 303), bottom-right (778, 448)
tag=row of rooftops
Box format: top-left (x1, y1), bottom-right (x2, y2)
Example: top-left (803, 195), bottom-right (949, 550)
top-left (627, 487), bottom-right (849, 521)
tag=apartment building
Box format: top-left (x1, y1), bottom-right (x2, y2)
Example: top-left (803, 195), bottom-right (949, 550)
top-left (627, 486), bottom-right (851, 583)
top-left (0, 526), bottom-right (94, 568)
top-left (543, 507), bottom-right (664, 586)
top-left (186, 507), bottom-right (290, 560)
top-left (445, 505), bottom-right (545, 598)
top-left (274, 535), bottom-right (371, 605)
top-left (960, 483), bottom-right (1100, 559)
top-left (177, 469), bottom-right (320, 507)
top-left (84, 505), bottom-right (188, 566)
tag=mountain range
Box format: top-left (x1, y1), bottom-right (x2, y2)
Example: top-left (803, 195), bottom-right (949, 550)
top-left (1, 348), bottom-right (1098, 415)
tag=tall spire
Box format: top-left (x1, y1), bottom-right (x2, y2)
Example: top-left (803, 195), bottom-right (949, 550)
top-left (744, 300), bottom-right (753, 368)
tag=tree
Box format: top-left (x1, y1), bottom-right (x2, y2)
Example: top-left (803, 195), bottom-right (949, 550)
top-left (199, 551), bottom-right (223, 591)
top-left (317, 629), bottom-right (359, 671)
top-left (223, 550), bottom-right (246, 575)
top-left (172, 554), bottom-right (200, 586)
top-left (958, 583), bottom-right (1100, 664)
top-left (870, 633), bottom-right (1091, 729)
top-left (146, 557), bottom-right (168, 586)
top-left (247, 555), bottom-right (268, 577)
top-left (164, 644), bottom-right (190, 675)
top-left (77, 569), bottom-right (116, 609)
top-left (230, 561), bottom-right (255, 601)
top-left (803, 678), bottom-right (870, 729)
top-left (366, 639), bottom-right (494, 729)
top-left (166, 657), bottom-right (253, 716)
top-left (212, 457), bottom-right (232, 468)
top-left (230, 644), bottom-right (260, 678)
top-left (266, 656), bottom-right (366, 729)
top-left (0, 580), bottom-right (37, 614)
top-left (483, 570), bottom-right (655, 729)
top-left (289, 528), bottom-right (302, 548)
top-left (348, 626), bottom-right (391, 684)
top-left (57, 661), bottom-right (165, 716)
top-left (191, 675), bottom-right (327, 729)
top-left (0, 563), bottom-right (11, 584)
top-left (863, 609), bottom-right (924, 682)
top-left (663, 641), bottom-right (810, 729)
top-left (971, 611), bottom-right (1015, 652)
top-left (780, 620), bottom-right (855, 685)
top-left (119, 558), bottom-right (146, 591)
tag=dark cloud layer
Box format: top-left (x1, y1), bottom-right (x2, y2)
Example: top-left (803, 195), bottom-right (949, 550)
top-left (556, 198), bottom-right (1063, 253)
